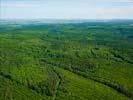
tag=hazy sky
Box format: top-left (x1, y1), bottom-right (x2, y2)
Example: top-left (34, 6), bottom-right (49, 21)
top-left (0, 0), bottom-right (133, 19)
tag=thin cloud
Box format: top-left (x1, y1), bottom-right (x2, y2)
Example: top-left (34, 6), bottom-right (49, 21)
top-left (104, 0), bottom-right (133, 3)
top-left (1, 0), bottom-right (133, 19)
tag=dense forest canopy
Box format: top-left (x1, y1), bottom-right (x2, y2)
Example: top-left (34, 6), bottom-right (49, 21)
top-left (0, 20), bottom-right (133, 100)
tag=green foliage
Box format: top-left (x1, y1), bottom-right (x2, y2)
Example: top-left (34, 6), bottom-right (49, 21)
top-left (0, 21), bottom-right (133, 100)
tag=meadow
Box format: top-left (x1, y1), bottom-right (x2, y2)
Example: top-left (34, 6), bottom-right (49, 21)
top-left (0, 20), bottom-right (133, 100)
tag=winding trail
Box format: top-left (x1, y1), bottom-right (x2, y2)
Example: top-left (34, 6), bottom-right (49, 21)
top-left (52, 68), bottom-right (61, 100)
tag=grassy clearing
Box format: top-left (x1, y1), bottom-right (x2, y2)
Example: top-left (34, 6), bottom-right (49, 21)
top-left (54, 67), bottom-right (130, 100)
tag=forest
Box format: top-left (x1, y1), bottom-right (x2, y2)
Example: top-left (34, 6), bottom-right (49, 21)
top-left (0, 20), bottom-right (133, 100)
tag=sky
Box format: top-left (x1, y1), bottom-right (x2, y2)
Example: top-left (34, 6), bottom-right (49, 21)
top-left (0, 0), bottom-right (133, 19)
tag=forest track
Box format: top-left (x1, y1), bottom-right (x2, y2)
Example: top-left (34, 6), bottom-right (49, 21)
top-left (51, 67), bottom-right (61, 100)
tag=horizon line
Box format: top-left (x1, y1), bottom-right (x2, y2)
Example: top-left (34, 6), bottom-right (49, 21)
top-left (1, 18), bottom-right (133, 20)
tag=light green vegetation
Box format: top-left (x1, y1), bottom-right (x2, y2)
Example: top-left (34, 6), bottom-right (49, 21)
top-left (54, 67), bottom-right (130, 100)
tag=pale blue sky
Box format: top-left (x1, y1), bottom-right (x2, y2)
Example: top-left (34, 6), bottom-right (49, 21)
top-left (0, 0), bottom-right (133, 19)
